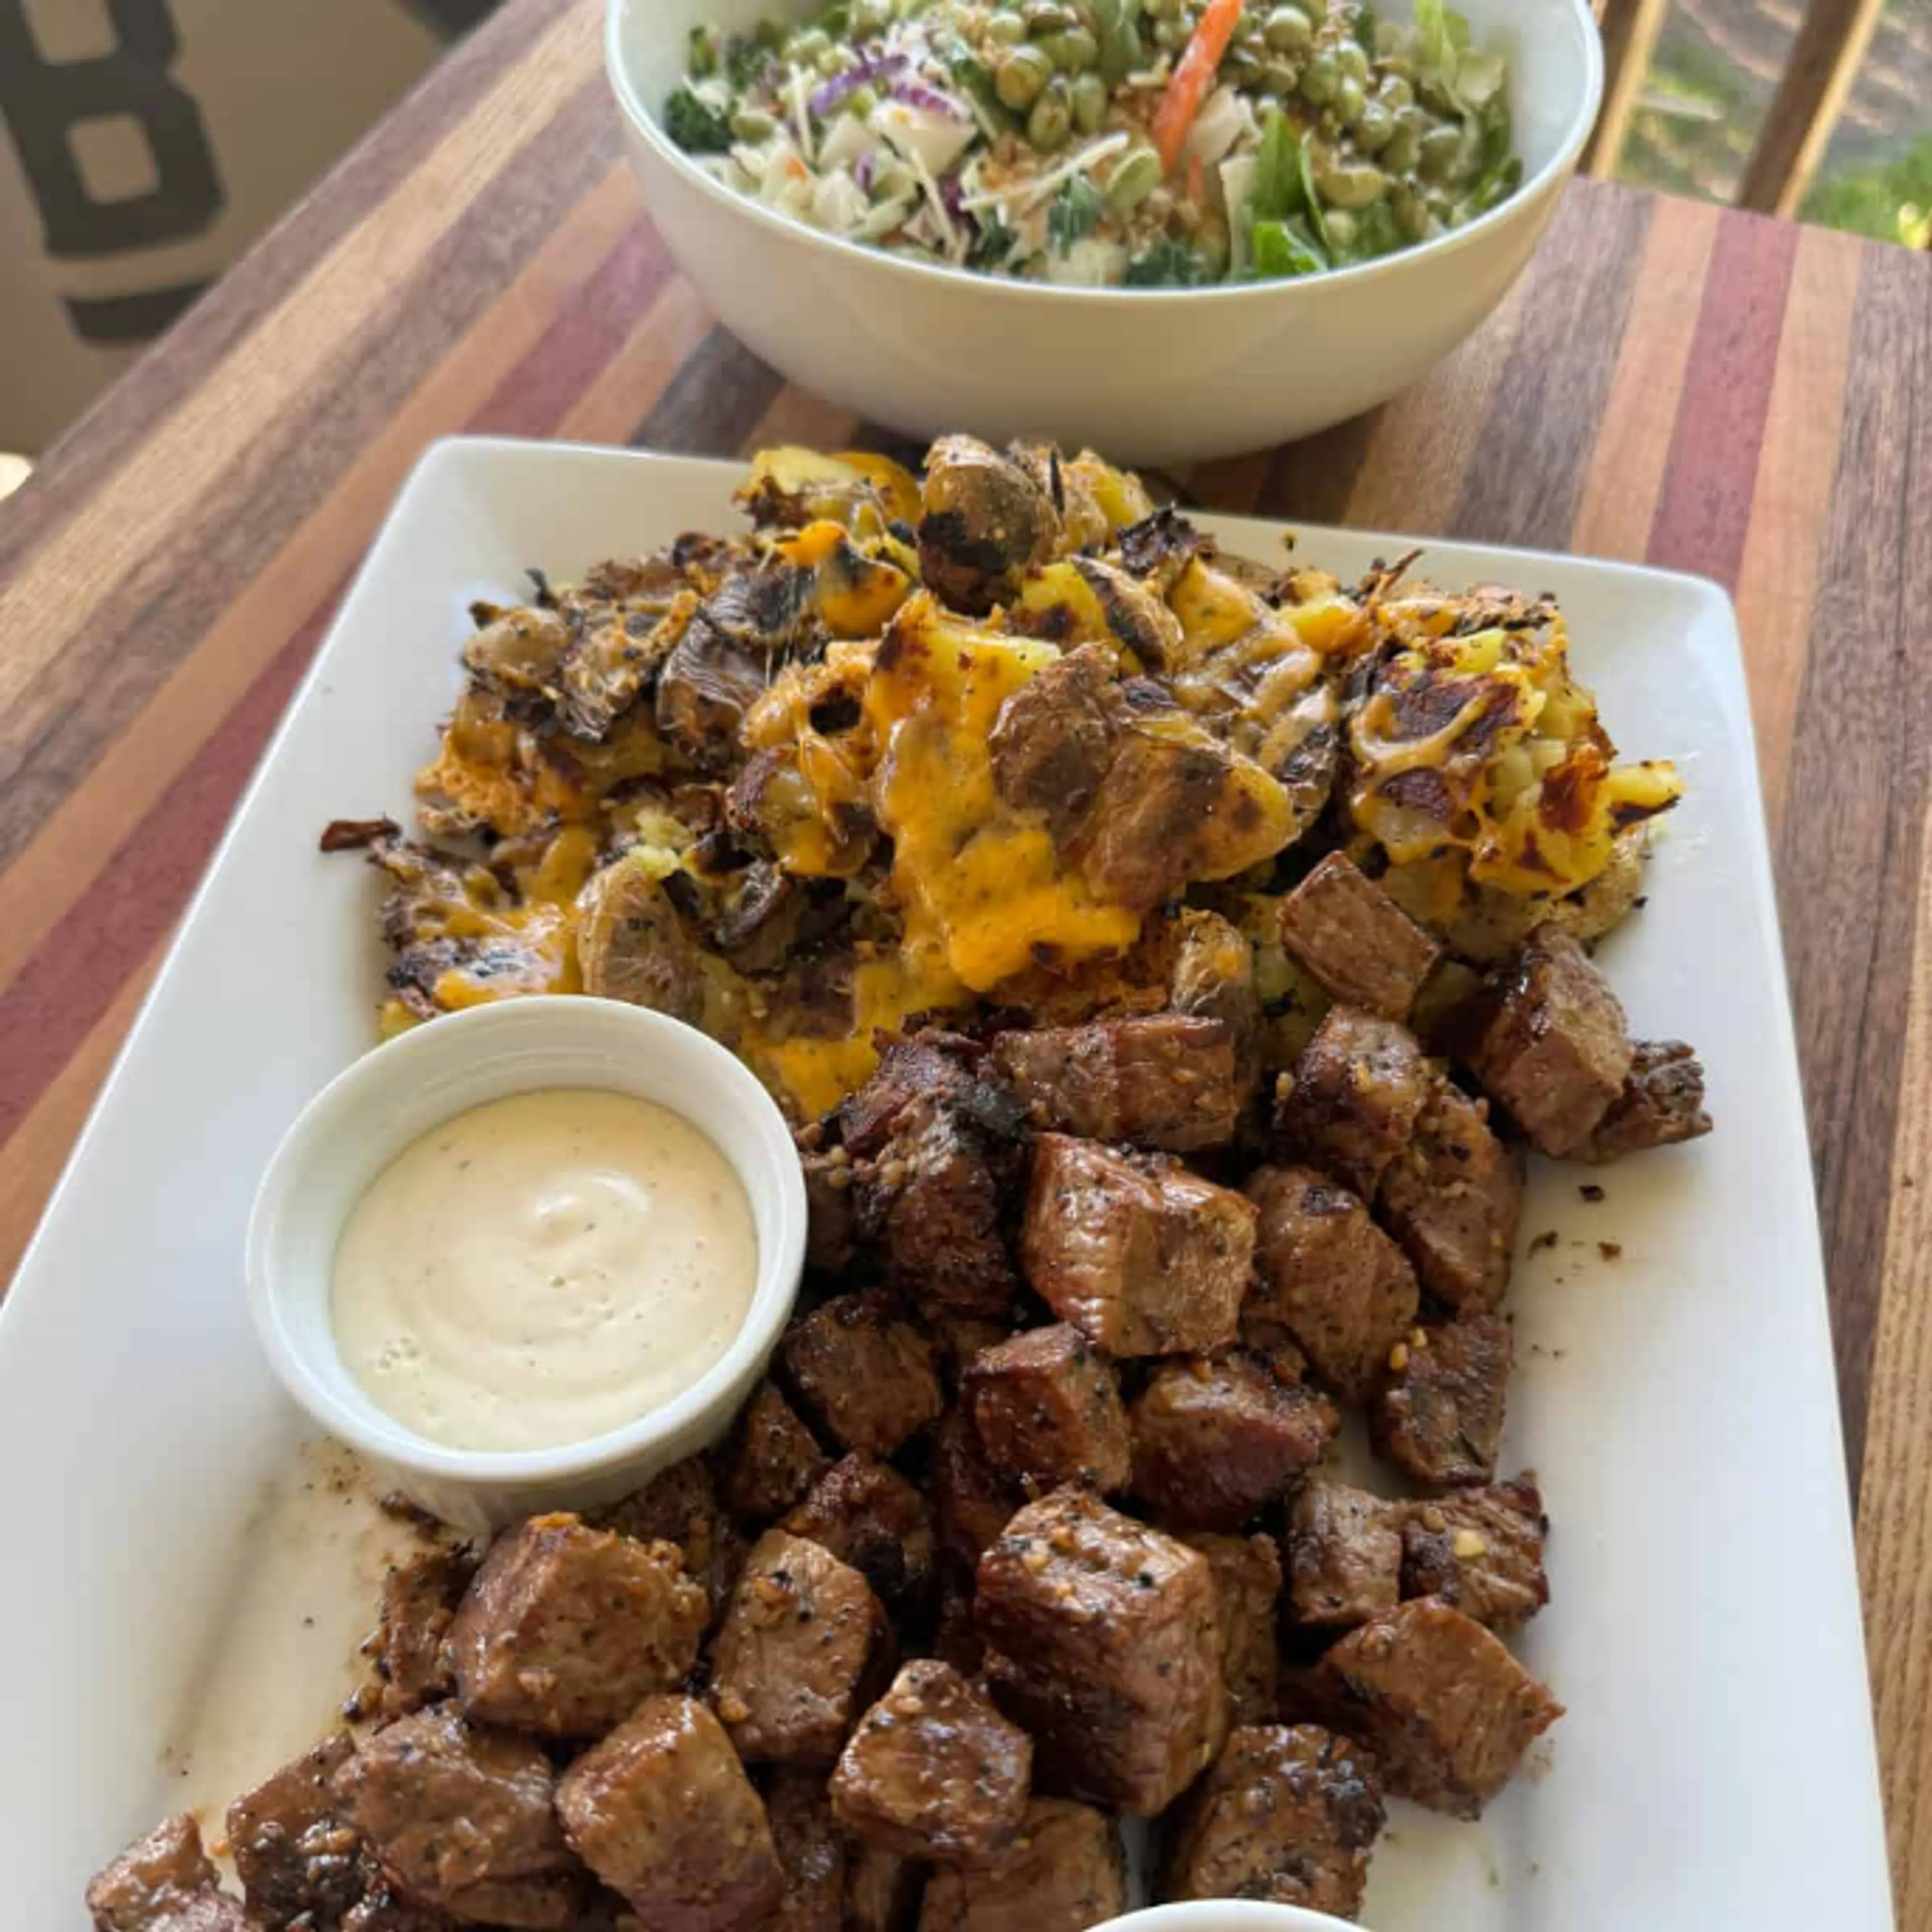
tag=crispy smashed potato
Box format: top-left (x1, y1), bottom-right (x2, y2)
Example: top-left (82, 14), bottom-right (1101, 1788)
top-left (334, 439), bottom-right (1681, 1118)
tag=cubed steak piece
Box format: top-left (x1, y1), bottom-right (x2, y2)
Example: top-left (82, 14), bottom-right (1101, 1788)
top-left (556, 1695), bottom-right (781, 1932)
top-left (1183, 1532), bottom-right (1284, 1727)
top-left (1399, 1474), bottom-right (1550, 1631)
top-left (975, 1489), bottom-right (1226, 1815)
top-left (799, 1137), bottom-right (857, 1274)
top-left (710, 1528), bottom-right (889, 1766)
top-left (1373, 1314), bottom-right (1512, 1490)
top-left (782, 1292), bottom-right (944, 1459)
top-left (963, 1323), bottom-right (1131, 1495)
top-left (1465, 928), bottom-right (1633, 1157)
top-left (846, 1844), bottom-right (926, 1932)
top-left (832, 1660), bottom-right (1033, 1863)
top-left (86, 1815), bottom-right (251, 1932)
top-left (374, 1547), bottom-right (473, 1718)
top-left (1578, 1039), bottom-right (1714, 1162)
top-left (933, 1409), bottom-right (1023, 1570)
top-left (1021, 1136), bottom-right (1254, 1358)
top-left (935, 1315), bottom-right (1013, 1390)
top-left (1272, 1007), bottom-right (1431, 1198)
top-left (448, 1514), bottom-right (707, 1737)
top-left (1376, 1082), bottom-right (1524, 1312)
top-left (1246, 1164), bottom-right (1419, 1402)
top-left (991, 1014), bottom-right (1241, 1153)
top-left (718, 1380), bottom-right (831, 1522)
top-left (1278, 853), bottom-right (1442, 1021)
top-left (782, 1453), bottom-right (938, 1609)
top-left (1286, 1484), bottom-right (1403, 1630)
top-left (1295, 1600), bottom-right (1563, 1818)
top-left (844, 1034), bottom-right (1027, 1318)
top-left (331, 1706), bottom-right (581, 1925)
top-left (227, 1734), bottom-right (369, 1929)
top-left (765, 1773), bottom-right (847, 1932)
top-left (595, 1455), bottom-right (745, 1622)
top-left (1171, 907), bottom-right (1266, 1106)
top-left (917, 1799), bottom-right (1126, 1932)
top-left (1129, 1353), bottom-right (1338, 1531)
top-left (1161, 1724), bottom-right (1385, 1918)
top-left (340, 1883), bottom-right (446, 1932)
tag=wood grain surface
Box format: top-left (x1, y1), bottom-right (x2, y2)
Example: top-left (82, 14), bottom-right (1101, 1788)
top-left (2, 0), bottom-right (1930, 1912)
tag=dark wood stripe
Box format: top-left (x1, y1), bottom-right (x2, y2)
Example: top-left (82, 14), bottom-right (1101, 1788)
top-left (0, 76), bottom-right (619, 876)
top-left (1776, 240), bottom-right (1932, 1492)
top-left (469, 217), bottom-right (675, 438)
top-left (0, 591), bottom-right (343, 1147)
top-left (1451, 184), bottom-right (1654, 548)
top-left (0, 0), bottom-right (576, 581)
top-left (1256, 411), bottom-right (1381, 526)
top-left (629, 328), bottom-right (787, 456)
top-left (1646, 213), bottom-right (1800, 589)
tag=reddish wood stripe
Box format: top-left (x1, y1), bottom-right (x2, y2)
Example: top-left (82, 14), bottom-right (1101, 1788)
top-left (0, 595), bottom-right (342, 1145)
top-left (1645, 212), bottom-right (1800, 589)
top-left (1775, 239), bottom-right (1932, 1489)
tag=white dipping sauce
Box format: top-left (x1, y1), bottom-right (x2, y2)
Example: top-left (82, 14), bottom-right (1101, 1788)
top-left (333, 1089), bottom-right (756, 1452)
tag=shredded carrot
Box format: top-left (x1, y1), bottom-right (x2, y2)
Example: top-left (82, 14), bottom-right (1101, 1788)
top-left (1153, 0), bottom-right (1245, 175)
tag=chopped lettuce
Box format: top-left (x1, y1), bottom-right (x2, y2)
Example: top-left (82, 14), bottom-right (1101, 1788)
top-left (1413, 0), bottom-right (1505, 108)
top-left (1254, 108), bottom-right (1307, 222)
top-left (968, 216), bottom-right (1020, 270)
top-left (1250, 217), bottom-right (1327, 279)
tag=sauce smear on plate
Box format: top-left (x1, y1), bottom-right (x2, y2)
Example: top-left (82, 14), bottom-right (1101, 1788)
top-left (333, 1089), bottom-right (755, 1451)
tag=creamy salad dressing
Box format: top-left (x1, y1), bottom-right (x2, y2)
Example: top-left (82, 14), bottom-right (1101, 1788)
top-left (333, 1089), bottom-right (756, 1452)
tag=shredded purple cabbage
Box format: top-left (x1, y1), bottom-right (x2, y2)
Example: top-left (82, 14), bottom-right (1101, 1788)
top-left (809, 51), bottom-right (907, 117)
top-left (855, 151), bottom-right (876, 192)
top-left (888, 77), bottom-right (971, 121)
top-left (939, 170), bottom-right (968, 221)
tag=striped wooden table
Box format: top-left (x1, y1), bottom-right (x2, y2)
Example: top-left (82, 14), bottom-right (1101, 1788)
top-left (3, 0), bottom-right (1930, 1909)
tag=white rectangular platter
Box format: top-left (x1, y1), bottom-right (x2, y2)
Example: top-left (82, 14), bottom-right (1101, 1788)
top-left (0, 436), bottom-right (1892, 1930)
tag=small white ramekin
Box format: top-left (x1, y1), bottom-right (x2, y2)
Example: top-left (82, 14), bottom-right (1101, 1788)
top-left (247, 997), bottom-right (806, 1535)
top-left (1095, 1902), bottom-right (1362, 1932)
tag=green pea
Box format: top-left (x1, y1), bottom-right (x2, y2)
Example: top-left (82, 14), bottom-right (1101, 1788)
top-left (788, 26), bottom-right (831, 62)
top-left (1355, 99), bottom-right (1394, 150)
top-left (1377, 72), bottom-right (1413, 111)
top-left (846, 83), bottom-right (880, 117)
top-left (1025, 1), bottom-right (1078, 31)
top-left (1153, 15), bottom-right (1192, 47)
top-left (1334, 73), bottom-right (1366, 122)
top-left (1147, 0), bottom-right (1188, 17)
top-left (1300, 48), bottom-right (1339, 102)
top-left (1417, 122), bottom-right (1464, 179)
top-left (1381, 122), bottom-right (1420, 171)
top-left (1315, 156), bottom-right (1386, 206)
top-left (1333, 38), bottom-right (1370, 82)
top-left (1107, 142), bottom-right (1165, 210)
top-left (1028, 85), bottom-right (1073, 149)
top-left (731, 106), bottom-right (779, 141)
top-left (1392, 179), bottom-right (1428, 239)
top-left (1264, 4), bottom-right (1314, 50)
top-left (1324, 207), bottom-right (1358, 248)
top-left (1071, 70), bottom-right (1111, 131)
top-left (986, 11), bottom-right (1029, 43)
top-left (851, 0), bottom-right (894, 35)
top-left (996, 43), bottom-right (1055, 107)
top-left (1261, 54), bottom-right (1302, 91)
top-left (1046, 25), bottom-right (1100, 69)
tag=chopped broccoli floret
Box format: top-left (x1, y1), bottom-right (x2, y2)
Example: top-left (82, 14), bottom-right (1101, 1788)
top-left (1123, 236), bottom-right (1210, 286)
top-left (664, 86), bottom-right (735, 156)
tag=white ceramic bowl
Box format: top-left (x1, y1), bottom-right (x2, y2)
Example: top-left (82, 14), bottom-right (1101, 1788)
top-left (606, 0), bottom-right (1601, 465)
top-left (247, 997), bottom-right (807, 1535)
